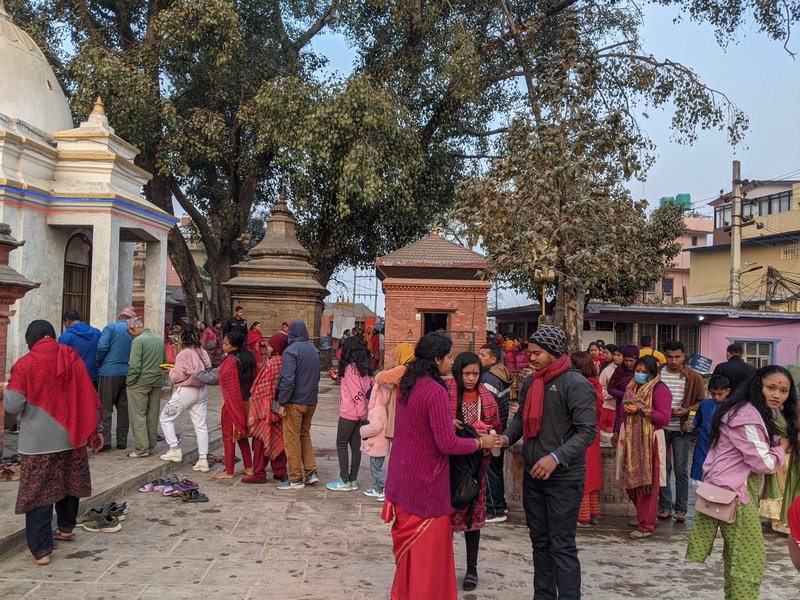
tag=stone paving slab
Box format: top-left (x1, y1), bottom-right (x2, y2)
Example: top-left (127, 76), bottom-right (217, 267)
top-left (0, 376), bottom-right (797, 599)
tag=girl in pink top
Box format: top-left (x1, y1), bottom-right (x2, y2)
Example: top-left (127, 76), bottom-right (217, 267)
top-left (326, 336), bottom-right (374, 492)
top-left (687, 365), bottom-right (796, 600)
top-left (158, 325), bottom-right (212, 472)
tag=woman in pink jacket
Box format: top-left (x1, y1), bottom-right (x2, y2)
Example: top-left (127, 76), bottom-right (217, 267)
top-left (327, 336), bottom-right (374, 491)
top-left (159, 325), bottom-right (212, 472)
top-left (687, 365), bottom-right (796, 600)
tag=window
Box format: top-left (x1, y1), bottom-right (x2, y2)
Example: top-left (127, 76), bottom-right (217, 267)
top-left (662, 278), bottom-right (674, 299)
top-left (691, 236), bottom-right (698, 246)
top-left (748, 190), bottom-right (793, 217)
top-left (733, 340), bottom-right (773, 368)
top-left (714, 205), bottom-right (732, 229)
top-left (614, 322), bottom-right (634, 347)
top-left (783, 243), bottom-right (799, 260)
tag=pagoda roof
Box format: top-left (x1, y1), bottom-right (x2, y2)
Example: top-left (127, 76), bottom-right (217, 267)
top-left (376, 230), bottom-right (486, 268)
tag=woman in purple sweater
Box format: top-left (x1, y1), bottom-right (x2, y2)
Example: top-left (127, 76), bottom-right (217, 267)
top-left (384, 333), bottom-right (503, 600)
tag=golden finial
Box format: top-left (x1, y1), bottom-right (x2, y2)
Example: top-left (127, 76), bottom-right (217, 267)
top-left (431, 223), bottom-right (439, 236)
top-left (91, 96), bottom-right (106, 117)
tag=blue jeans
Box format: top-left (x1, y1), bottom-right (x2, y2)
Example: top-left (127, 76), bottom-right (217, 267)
top-left (370, 456), bottom-right (386, 491)
top-left (658, 429), bottom-right (691, 515)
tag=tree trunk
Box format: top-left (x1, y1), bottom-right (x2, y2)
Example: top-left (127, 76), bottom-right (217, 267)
top-left (206, 252), bottom-right (233, 322)
top-left (555, 279), bottom-right (586, 353)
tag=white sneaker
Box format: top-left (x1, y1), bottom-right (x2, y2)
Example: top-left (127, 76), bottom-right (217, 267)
top-left (192, 458), bottom-right (210, 472)
top-left (159, 447), bottom-right (182, 463)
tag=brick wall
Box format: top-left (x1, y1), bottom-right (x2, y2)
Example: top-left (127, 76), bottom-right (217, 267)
top-left (382, 277), bottom-right (490, 366)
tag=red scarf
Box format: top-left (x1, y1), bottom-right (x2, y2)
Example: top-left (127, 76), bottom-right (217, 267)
top-left (523, 354), bottom-right (573, 442)
top-left (219, 355), bottom-right (248, 437)
top-left (7, 337), bottom-right (101, 448)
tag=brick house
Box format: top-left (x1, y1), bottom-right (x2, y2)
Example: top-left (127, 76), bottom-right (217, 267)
top-left (376, 230), bottom-right (491, 367)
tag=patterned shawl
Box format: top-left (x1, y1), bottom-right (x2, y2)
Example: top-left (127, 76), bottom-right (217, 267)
top-left (248, 355), bottom-right (284, 459)
top-left (620, 376), bottom-right (661, 493)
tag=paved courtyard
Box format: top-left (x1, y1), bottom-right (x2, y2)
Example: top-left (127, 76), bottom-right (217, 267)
top-left (0, 383), bottom-right (796, 599)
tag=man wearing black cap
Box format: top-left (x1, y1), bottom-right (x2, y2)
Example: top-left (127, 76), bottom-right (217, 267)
top-left (501, 326), bottom-right (597, 600)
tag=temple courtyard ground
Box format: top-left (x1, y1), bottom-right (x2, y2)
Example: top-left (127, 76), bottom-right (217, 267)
top-left (0, 381), bottom-right (795, 599)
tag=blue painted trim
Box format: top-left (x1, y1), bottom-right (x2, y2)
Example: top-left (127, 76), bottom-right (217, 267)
top-left (727, 336), bottom-right (779, 364)
top-left (0, 184), bottom-right (177, 225)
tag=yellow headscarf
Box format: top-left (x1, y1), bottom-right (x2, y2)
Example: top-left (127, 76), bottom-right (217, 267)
top-left (395, 342), bottom-right (415, 366)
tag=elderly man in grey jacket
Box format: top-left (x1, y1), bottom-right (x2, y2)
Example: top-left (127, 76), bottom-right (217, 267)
top-left (276, 320), bottom-right (320, 490)
top-left (502, 326), bottom-right (597, 600)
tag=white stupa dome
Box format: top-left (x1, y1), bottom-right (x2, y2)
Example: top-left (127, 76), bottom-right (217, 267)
top-left (0, 1), bottom-right (73, 134)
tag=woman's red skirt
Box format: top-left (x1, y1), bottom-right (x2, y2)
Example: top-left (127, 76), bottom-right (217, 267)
top-left (390, 504), bottom-right (456, 600)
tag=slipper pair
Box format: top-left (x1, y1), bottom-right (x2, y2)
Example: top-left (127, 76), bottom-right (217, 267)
top-left (180, 489), bottom-right (209, 503)
top-left (161, 480), bottom-right (199, 496)
top-left (138, 477), bottom-right (179, 493)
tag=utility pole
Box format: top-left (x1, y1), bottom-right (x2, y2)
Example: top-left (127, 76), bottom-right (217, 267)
top-left (765, 267), bottom-right (773, 311)
top-left (730, 160), bottom-right (742, 309)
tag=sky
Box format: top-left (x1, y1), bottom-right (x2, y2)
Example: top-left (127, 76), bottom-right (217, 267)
top-left (312, 5), bottom-right (800, 316)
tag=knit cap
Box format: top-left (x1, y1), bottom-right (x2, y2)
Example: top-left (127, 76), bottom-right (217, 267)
top-left (268, 333), bottom-right (288, 355)
top-left (118, 306), bottom-right (137, 320)
top-left (622, 344), bottom-right (640, 359)
top-left (528, 326), bottom-right (567, 358)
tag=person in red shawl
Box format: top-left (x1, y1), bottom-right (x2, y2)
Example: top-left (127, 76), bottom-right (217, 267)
top-left (570, 351), bottom-right (604, 527)
top-left (195, 330), bottom-right (256, 480)
top-left (242, 333), bottom-right (288, 484)
top-left (3, 320), bottom-right (104, 565)
top-left (499, 326), bottom-right (597, 599)
top-left (447, 352), bottom-right (500, 592)
top-left (246, 322), bottom-right (266, 369)
top-left (788, 496), bottom-right (800, 570)
top-left (369, 325), bottom-right (381, 371)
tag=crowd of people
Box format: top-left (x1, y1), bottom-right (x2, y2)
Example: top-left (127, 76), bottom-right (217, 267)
top-left (2, 312), bottom-right (799, 600)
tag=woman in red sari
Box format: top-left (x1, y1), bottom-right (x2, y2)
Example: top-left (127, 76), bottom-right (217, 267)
top-left (571, 351), bottom-right (603, 526)
top-left (243, 333), bottom-right (288, 483)
top-left (246, 322), bottom-right (265, 369)
top-left (447, 352), bottom-right (500, 591)
top-left (384, 333), bottom-right (504, 600)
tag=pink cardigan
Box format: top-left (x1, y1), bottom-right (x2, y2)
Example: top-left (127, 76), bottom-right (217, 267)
top-left (360, 383), bottom-right (392, 457)
top-left (169, 348), bottom-right (211, 387)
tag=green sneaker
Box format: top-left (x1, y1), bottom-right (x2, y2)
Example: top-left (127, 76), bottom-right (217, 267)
top-left (83, 514), bottom-right (122, 533)
top-left (349, 480), bottom-right (358, 491)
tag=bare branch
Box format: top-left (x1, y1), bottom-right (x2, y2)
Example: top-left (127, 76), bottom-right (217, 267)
top-left (295, 1), bottom-right (340, 51)
top-left (168, 175), bottom-right (217, 254)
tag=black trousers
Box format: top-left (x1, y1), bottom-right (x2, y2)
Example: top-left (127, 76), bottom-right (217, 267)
top-left (336, 417), bottom-right (363, 483)
top-left (486, 448), bottom-right (507, 514)
top-left (26, 495), bottom-right (79, 559)
top-left (523, 472), bottom-right (584, 600)
top-left (98, 375), bottom-right (129, 448)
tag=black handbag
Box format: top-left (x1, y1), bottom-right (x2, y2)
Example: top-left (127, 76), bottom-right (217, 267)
top-left (449, 394), bottom-right (483, 527)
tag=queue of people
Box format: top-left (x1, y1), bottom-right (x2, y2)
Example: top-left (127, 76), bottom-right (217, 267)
top-left (3, 314), bottom-right (798, 600)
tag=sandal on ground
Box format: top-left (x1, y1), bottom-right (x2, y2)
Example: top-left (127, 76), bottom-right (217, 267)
top-left (162, 481), bottom-right (200, 496)
top-left (463, 573), bottom-right (478, 591)
top-left (629, 529), bottom-right (653, 539)
top-left (589, 516), bottom-right (600, 525)
top-left (54, 530), bottom-right (75, 541)
top-left (139, 477), bottom-right (179, 493)
top-left (180, 489), bottom-right (209, 503)
top-left (657, 510), bottom-right (672, 520)
top-left (577, 521), bottom-right (591, 528)
top-left (674, 514), bottom-right (686, 522)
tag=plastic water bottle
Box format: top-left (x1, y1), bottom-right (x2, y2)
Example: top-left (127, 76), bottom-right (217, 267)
top-left (490, 430), bottom-right (501, 457)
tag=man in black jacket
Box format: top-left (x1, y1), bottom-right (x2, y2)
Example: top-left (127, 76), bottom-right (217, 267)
top-left (502, 326), bottom-right (596, 600)
top-left (223, 306), bottom-right (248, 338)
top-left (712, 343), bottom-right (757, 394)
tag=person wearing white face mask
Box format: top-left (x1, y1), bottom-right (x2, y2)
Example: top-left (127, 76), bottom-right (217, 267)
top-left (616, 356), bottom-right (672, 539)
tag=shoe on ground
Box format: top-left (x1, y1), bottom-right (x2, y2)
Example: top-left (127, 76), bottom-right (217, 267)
top-left (116, 444), bottom-right (126, 450)
top-left (192, 458), bottom-right (210, 472)
top-left (629, 529), bottom-right (653, 539)
top-left (159, 447), bottom-right (182, 463)
top-left (629, 519), bottom-right (640, 527)
top-left (277, 479), bottom-right (305, 490)
top-left (463, 572), bottom-right (478, 591)
top-left (363, 487), bottom-right (383, 498)
top-left (83, 514), bottom-right (122, 533)
top-left (241, 474), bottom-right (268, 484)
top-left (657, 510), bottom-right (672, 520)
top-left (486, 513), bottom-right (508, 524)
top-left (377, 493), bottom-right (385, 502)
top-left (304, 471), bottom-right (319, 485)
top-left (77, 507), bottom-right (107, 527)
top-left (326, 477), bottom-right (353, 492)
top-left (100, 445), bottom-right (112, 452)
top-left (349, 480), bottom-right (358, 491)
top-left (127, 451), bottom-right (149, 458)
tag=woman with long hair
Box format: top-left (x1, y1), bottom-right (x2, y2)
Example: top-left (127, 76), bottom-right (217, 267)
top-left (609, 344), bottom-right (639, 441)
top-left (159, 324), bottom-right (212, 472)
top-left (570, 351), bottom-right (603, 527)
top-left (196, 330), bottom-right (256, 480)
top-left (687, 365), bottom-right (795, 599)
top-left (586, 342), bottom-right (603, 374)
top-left (447, 352), bottom-right (500, 591)
top-left (597, 344), bottom-right (621, 441)
top-left (327, 336), bottom-right (374, 491)
top-left (243, 333), bottom-right (289, 484)
top-left (201, 319), bottom-right (224, 367)
top-left (616, 356), bottom-right (672, 539)
top-left (384, 333), bottom-right (503, 600)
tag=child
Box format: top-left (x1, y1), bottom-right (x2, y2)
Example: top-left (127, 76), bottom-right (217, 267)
top-left (327, 336), bottom-right (373, 491)
top-left (360, 382), bottom-right (391, 501)
top-left (688, 374), bottom-right (730, 481)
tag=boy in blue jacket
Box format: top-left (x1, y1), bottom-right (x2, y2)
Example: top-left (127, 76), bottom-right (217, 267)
top-left (686, 374), bottom-right (730, 481)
